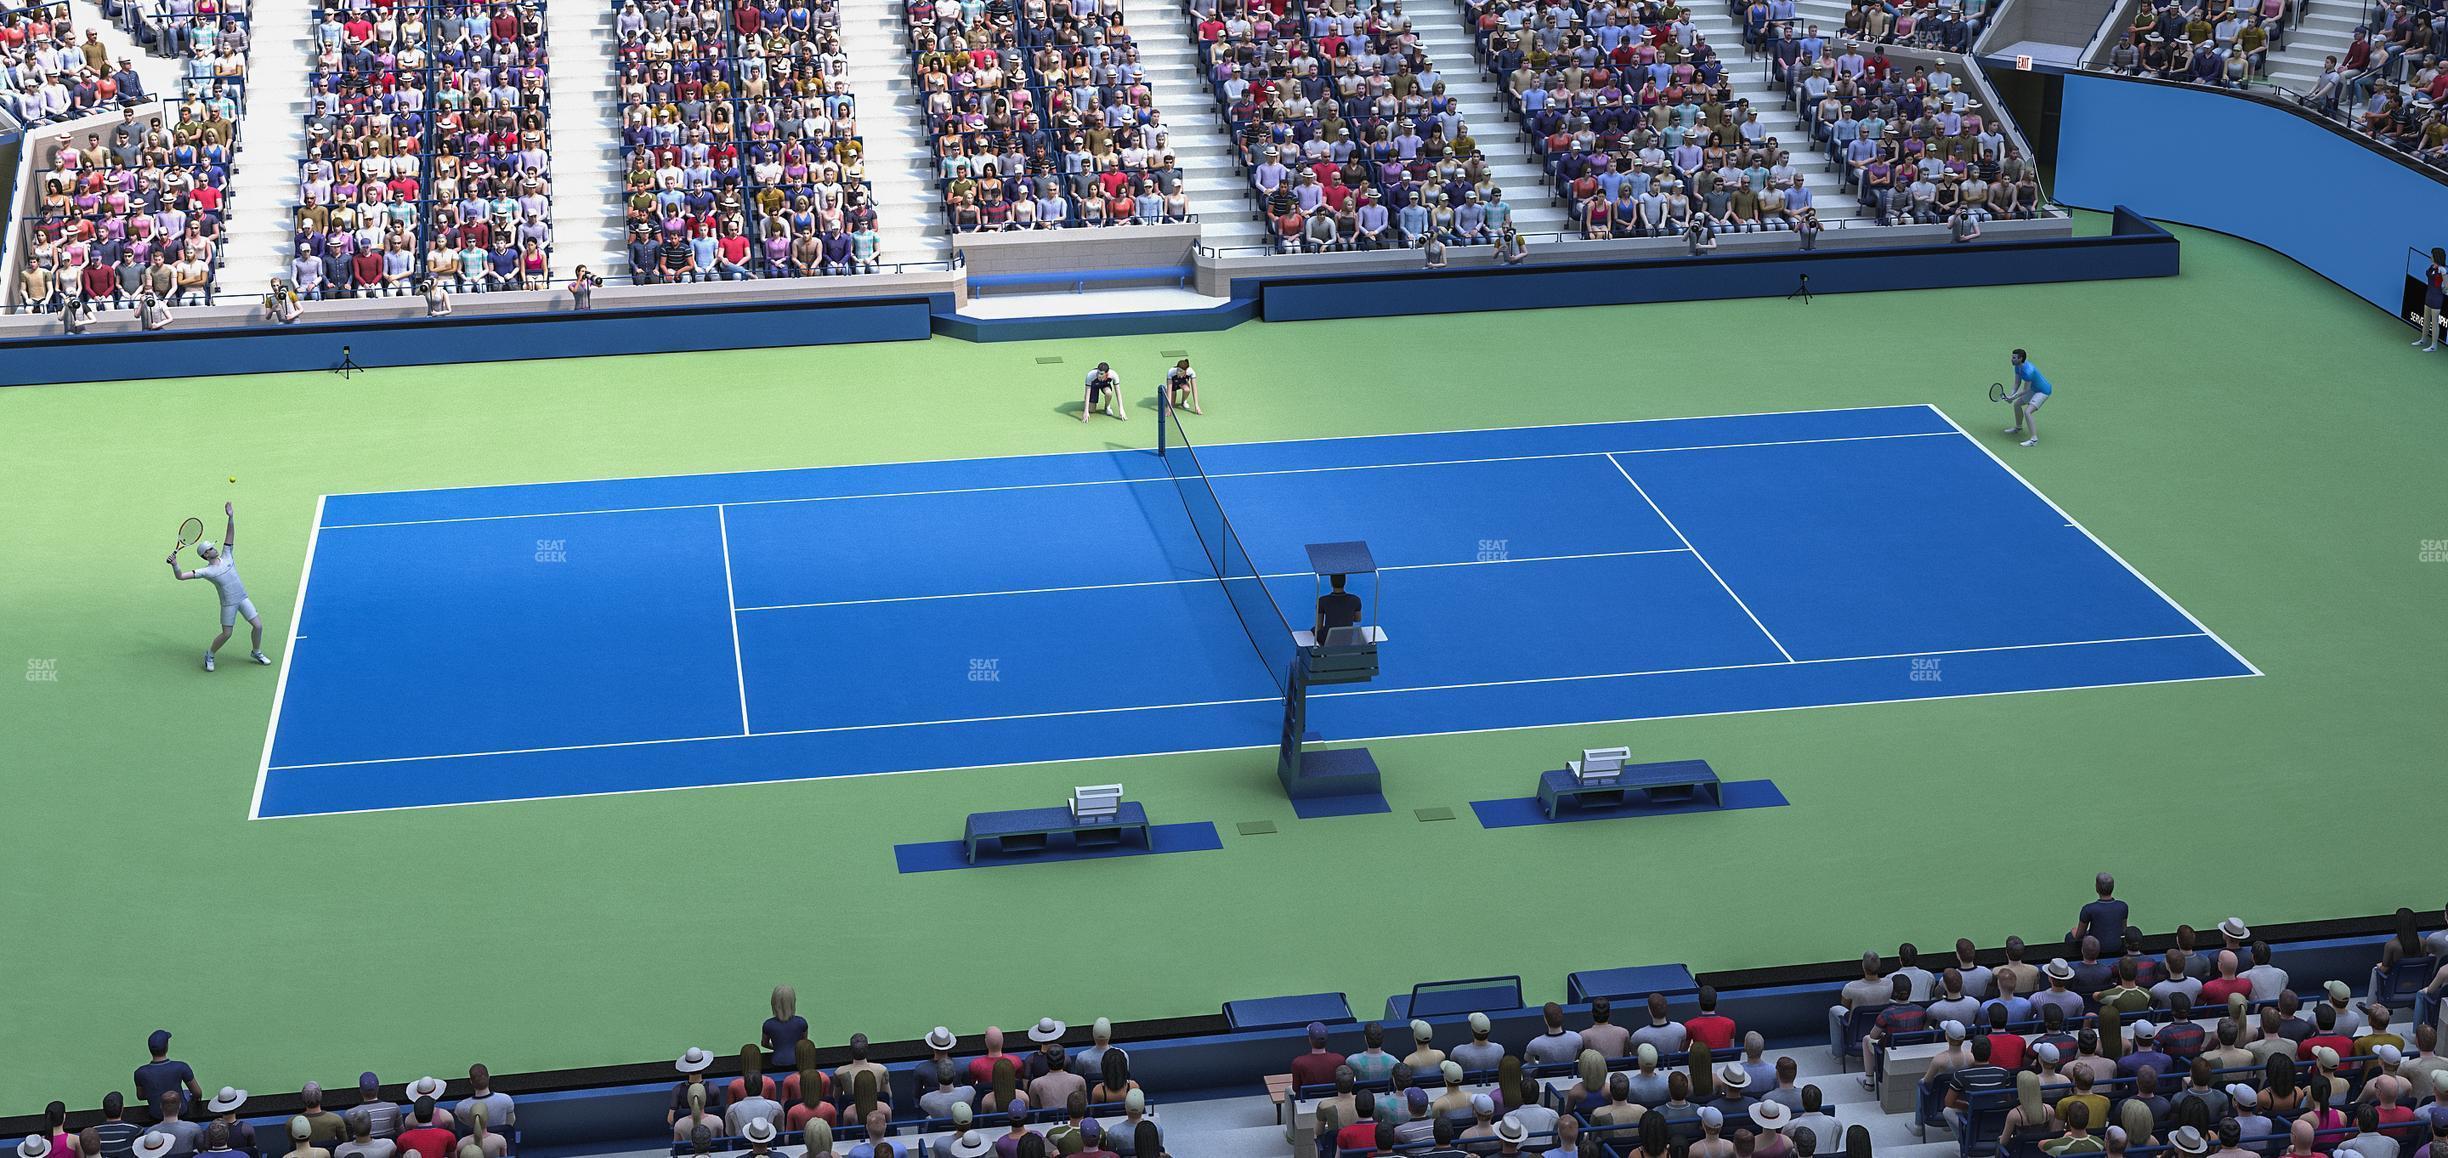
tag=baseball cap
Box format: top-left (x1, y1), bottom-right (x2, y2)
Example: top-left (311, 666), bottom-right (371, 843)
top-left (149, 1030), bottom-right (173, 1052)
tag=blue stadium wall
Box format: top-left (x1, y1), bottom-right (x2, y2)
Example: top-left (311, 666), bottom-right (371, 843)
top-left (2056, 73), bottom-right (2435, 314)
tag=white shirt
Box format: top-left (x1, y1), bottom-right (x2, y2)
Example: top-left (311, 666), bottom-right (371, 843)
top-left (196, 546), bottom-right (248, 606)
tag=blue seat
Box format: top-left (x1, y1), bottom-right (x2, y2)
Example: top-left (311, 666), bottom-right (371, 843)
top-left (2374, 955), bottom-right (2439, 1004)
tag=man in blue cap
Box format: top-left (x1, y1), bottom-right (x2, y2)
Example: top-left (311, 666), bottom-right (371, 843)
top-left (136, 1031), bottom-right (204, 1122)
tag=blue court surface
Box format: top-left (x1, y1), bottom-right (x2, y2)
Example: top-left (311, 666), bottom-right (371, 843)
top-left (252, 405), bottom-right (2256, 818)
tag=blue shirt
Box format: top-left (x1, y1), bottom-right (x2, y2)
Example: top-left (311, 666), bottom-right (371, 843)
top-left (2015, 360), bottom-right (2053, 396)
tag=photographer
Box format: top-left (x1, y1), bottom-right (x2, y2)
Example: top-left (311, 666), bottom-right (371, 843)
top-left (422, 278), bottom-right (452, 318)
top-left (264, 280), bottom-right (303, 325)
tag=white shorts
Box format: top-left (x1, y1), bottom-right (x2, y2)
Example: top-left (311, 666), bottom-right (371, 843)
top-left (2013, 387), bottom-right (2049, 411)
top-left (221, 598), bottom-right (259, 628)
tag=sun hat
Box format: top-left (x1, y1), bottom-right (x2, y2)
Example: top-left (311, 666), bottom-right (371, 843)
top-left (677, 1048), bottom-right (714, 1074)
top-left (1719, 1064), bottom-right (1752, 1090)
top-left (2171, 1127), bottom-right (2209, 1155)
top-left (927, 1027), bottom-right (958, 1051)
top-left (741, 1121), bottom-right (777, 1145)
top-left (1028, 1018), bottom-right (1068, 1043)
top-left (19, 1138), bottom-right (52, 1158)
top-left (1753, 1101), bottom-right (1793, 1131)
top-left (405, 1078), bottom-right (446, 1102)
top-left (945, 1132), bottom-right (993, 1158)
top-left (1497, 1117), bottom-right (1529, 1145)
top-left (2044, 959), bottom-right (2076, 981)
top-left (2218, 917), bottom-right (2250, 940)
top-left (131, 1138), bottom-right (173, 1158)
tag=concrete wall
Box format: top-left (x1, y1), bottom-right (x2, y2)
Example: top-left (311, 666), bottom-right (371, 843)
top-left (954, 223), bottom-right (1200, 285)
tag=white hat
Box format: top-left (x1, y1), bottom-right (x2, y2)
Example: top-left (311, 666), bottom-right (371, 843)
top-left (2324, 981), bottom-right (2352, 1000)
top-left (1752, 1101), bottom-right (1792, 1130)
top-left (2312, 1046), bottom-right (2339, 1067)
top-left (405, 1077), bottom-right (447, 1102)
top-left (1027, 1017), bottom-right (1068, 1043)
top-left (2218, 917), bottom-right (2250, 940)
top-left (207, 1088), bottom-right (249, 1114)
top-left (1496, 1116), bottom-right (1528, 1145)
top-left (132, 1137), bottom-right (173, 1158)
top-left (945, 1132), bottom-right (993, 1158)
top-left (1441, 1061), bottom-right (1465, 1084)
top-left (1942, 1021), bottom-right (1967, 1041)
top-left (1469, 1013), bottom-right (1491, 1034)
top-left (1411, 1019), bottom-right (1434, 1042)
top-left (1699, 1107), bottom-right (1725, 1129)
top-left (19, 1139), bottom-right (52, 1158)
top-left (2227, 1085), bottom-right (2258, 1108)
top-left (1471, 1094), bottom-right (1495, 1117)
top-left (2131, 1021), bottom-right (2156, 1040)
top-left (1636, 1044), bottom-right (1659, 1066)
top-left (2043, 958), bottom-right (2076, 981)
top-left (2035, 1043), bottom-right (2061, 1063)
top-left (741, 1120), bottom-right (777, 1145)
top-left (1092, 1018), bottom-right (1112, 1041)
top-left (677, 1047), bottom-right (715, 1073)
top-left (2171, 1127), bottom-right (2209, 1155)
top-left (1718, 1064), bottom-right (1751, 1090)
top-left (926, 1027), bottom-right (958, 1051)
top-left (2375, 1045), bottom-right (2404, 1065)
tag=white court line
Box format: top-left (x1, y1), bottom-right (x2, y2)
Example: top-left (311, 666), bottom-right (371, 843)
top-left (1603, 453), bottom-right (1797, 664)
top-left (252, 638), bottom-right (2254, 819)
top-left (260, 631), bottom-right (2213, 775)
top-left (313, 431), bottom-right (1958, 531)
top-left (734, 548), bottom-right (1693, 613)
top-left (716, 506), bottom-right (750, 735)
top-left (316, 404), bottom-right (1945, 501)
top-left (1918, 404), bottom-right (2262, 677)
top-left (250, 494), bottom-right (326, 821)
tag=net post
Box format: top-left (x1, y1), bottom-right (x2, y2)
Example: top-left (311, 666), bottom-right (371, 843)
top-left (1157, 377), bottom-right (1170, 456)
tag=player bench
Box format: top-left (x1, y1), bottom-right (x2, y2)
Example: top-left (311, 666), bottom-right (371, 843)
top-left (1536, 759), bottom-right (1723, 820)
top-left (967, 267), bottom-right (1193, 294)
top-left (962, 802), bottom-right (1151, 863)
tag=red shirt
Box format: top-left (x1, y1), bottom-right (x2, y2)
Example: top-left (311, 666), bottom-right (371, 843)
top-left (352, 250), bottom-right (386, 284)
top-left (1335, 1122), bottom-right (1377, 1153)
top-left (2200, 977), bottom-right (2252, 1004)
top-left (2299, 1034), bottom-right (2353, 1062)
top-left (1985, 1033), bottom-right (2028, 1071)
top-left (397, 1127), bottom-right (455, 1158)
top-left (1687, 1015), bottom-right (1739, 1053)
top-left (1290, 1050), bottom-right (1346, 1089)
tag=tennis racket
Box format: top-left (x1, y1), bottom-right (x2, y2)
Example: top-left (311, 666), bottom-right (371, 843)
top-left (174, 516), bottom-right (207, 556)
top-left (1988, 381), bottom-right (2009, 403)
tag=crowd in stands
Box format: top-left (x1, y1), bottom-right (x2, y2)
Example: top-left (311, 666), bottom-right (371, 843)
top-left (1189, 0), bottom-right (1529, 252)
top-left (7, 0), bottom-right (256, 316)
top-left (2101, 0), bottom-right (2292, 88)
top-left (613, 0), bottom-right (892, 283)
top-left (282, 0), bottom-right (554, 298)
top-left (1452, 0), bottom-right (2037, 245)
top-left (905, 0), bottom-right (1190, 231)
top-left (1281, 880), bottom-right (2447, 1158)
top-left (1, 2), bottom-right (148, 128)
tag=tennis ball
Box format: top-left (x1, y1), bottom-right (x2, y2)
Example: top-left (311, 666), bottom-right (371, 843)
top-left (228, 476), bottom-right (237, 483)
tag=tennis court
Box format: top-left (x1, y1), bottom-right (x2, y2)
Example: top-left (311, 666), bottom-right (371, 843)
top-left (252, 404), bottom-right (2254, 819)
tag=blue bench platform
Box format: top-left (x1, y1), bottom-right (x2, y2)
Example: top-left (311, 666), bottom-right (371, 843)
top-left (963, 802), bottom-right (1151, 863)
top-left (1537, 760), bottom-right (1721, 819)
top-left (967, 267), bottom-right (1192, 294)
top-left (1567, 963), bottom-right (1700, 1004)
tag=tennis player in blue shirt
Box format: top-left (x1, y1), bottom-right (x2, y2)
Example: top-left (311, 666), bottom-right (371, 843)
top-left (2004, 348), bottom-right (2052, 447)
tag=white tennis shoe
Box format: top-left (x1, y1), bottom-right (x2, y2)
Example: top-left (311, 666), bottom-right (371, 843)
top-left (2020, 438), bottom-right (2038, 447)
top-left (203, 653), bottom-right (215, 672)
top-left (250, 651), bottom-right (272, 665)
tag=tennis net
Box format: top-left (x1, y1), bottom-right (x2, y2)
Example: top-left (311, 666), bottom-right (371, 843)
top-left (1159, 402), bottom-right (1299, 694)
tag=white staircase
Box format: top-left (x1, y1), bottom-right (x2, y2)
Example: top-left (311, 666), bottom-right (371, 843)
top-left (1671, 9), bottom-right (1869, 224)
top-left (2256, 0), bottom-right (2366, 93)
top-left (548, 0), bottom-right (624, 279)
top-left (1114, 0), bottom-right (1271, 250)
top-left (1394, 0), bottom-right (1576, 237)
top-left (834, 0), bottom-right (953, 267)
top-left (217, 0), bottom-right (311, 295)
top-left (63, 0), bottom-right (180, 101)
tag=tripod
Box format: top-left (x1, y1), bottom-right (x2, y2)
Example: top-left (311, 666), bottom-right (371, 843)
top-left (1786, 273), bottom-right (1813, 304)
top-left (334, 344), bottom-right (364, 379)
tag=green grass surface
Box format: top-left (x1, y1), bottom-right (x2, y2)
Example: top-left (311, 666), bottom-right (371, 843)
top-left (3, 224), bottom-right (2442, 1114)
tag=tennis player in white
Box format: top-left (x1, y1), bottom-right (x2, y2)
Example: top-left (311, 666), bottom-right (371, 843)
top-left (166, 502), bottom-right (271, 672)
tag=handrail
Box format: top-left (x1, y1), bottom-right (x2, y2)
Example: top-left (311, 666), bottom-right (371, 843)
top-left (2066, 62), bottom-right (2448, 183)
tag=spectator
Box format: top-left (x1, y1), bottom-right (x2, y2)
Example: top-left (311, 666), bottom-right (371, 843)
top-left (1527, 1004), bottom-right (1584, 1066)
top-left (1450, 1014), bottom-right (1506, 1072)
top-left (278, 1121), bottom-right (323, 1158)
top-left (136, 1031), bottom-right (205, 1119)
top-left (1403, 1020), bottom-right (1446, 1074)
top-left (1288, 1023), bottom-right (1343, 1089)
top-left (1860, 974), bottom-right (1925, 1088)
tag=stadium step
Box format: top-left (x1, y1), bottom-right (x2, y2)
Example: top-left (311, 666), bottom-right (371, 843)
top-left (547, 2), bottom-right (624, 280)
top-left (217, 0), bottom-right (314, 295)
top-left (1116, 0), bottom-right (1271, 248)
top-left (835, 0), bottom-right (956, 265)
